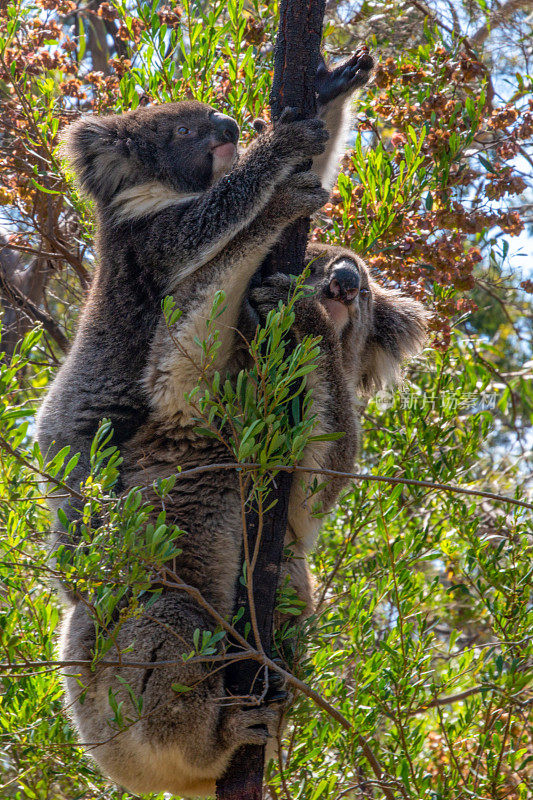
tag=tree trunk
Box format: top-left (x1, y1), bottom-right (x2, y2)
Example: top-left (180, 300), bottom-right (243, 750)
top-left (215, 1), bottom-right (326, 798)
top-left (0, 236), bottom-right (66, 361)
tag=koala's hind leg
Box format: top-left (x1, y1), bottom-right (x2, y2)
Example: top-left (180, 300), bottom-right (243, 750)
top-left (60, 594), bottom-right (281, 797)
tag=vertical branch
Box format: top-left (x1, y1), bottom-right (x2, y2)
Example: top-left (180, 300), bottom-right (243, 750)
top-left (216, 1), bottom-right (326, 798)
top-left (262, 0), bottom-right (326, 278)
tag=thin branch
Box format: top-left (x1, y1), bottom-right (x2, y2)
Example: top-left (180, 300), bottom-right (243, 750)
top-left (153, 462), bottom-right (533, 511)
top-left (0, 434), bottom-right (85, 501)
top-left (157, 570), bottom-right (352, 730)
top-left (0, 269), bottom-right (68, 352)
top-left (0, 655), bottom-right (253, 671)
top-left (408, 685), bottom-right (494, 715)
top-left (238, 469), bottom-right (264, 655)
top-left (9, 442), bottom-right (531, 517)
top-left (357, 735), bottom-right (397, 800)
top-left (470, 0), bottom-right (533, 47)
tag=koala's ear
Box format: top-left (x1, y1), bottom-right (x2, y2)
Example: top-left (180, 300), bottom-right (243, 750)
top-left (359, 284), bottom-right (428, 393)
top-left (61, 116), bottom-right (135, 204)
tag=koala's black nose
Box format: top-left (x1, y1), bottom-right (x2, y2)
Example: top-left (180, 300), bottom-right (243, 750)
top-left (327, 259), bottom-right (360, 303)
top-left (212, 113), bottom-right (240, 145)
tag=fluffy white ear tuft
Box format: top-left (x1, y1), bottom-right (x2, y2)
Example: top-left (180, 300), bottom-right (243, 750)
top-left (61, 116), bottom-right (134, 204)
top-left (359, 284), bottom-right (428, 393)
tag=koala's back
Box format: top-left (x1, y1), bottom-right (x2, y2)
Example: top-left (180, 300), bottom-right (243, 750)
top-left (122, 417), bottom-right (243, 611)
top-left (35, 221), bottom-right (176, 513)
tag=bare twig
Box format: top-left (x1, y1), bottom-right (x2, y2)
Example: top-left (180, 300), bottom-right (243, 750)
top-left (150, 462), bottom-right (533, 511)
top-left (0, 434), bottom-right (85, 501)
top-left (0, 268), bottom-right (68, 352)
top-left (470, 0), bottom-right (533, 47)
top-left (357, 735), bottom-right (397, 800)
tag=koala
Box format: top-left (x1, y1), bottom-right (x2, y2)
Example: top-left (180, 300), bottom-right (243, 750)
top-left (34, 51), bottom-right (425, 799)
top-left (35, 49), bottom-right (374, 526)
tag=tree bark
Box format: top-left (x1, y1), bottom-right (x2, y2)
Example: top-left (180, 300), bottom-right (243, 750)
top-left (215, 2), bottom-right (326, 798)
top-left (0, 236), bottom-right (66, 361)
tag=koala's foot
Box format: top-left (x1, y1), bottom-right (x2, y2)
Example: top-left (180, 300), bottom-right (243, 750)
top-left (222, 704), bottom-right (281, 747)
top-left (316, 48), bottom-right (375, 105)
top-left (265, 663), bottom-right (289, 704)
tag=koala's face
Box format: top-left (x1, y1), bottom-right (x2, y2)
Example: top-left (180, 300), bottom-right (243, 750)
top-left (128, 103), bottom-right (240, 190)
top-left (306, 248), bottom-right (372, 336)
top-left (63, 101), bottom-right (240, 206)
top-left (305, 243), bottom-right (427, 392)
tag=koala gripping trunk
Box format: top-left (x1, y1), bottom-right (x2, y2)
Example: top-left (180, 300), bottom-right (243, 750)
top-left (215, 1), bottom-right (327, 799)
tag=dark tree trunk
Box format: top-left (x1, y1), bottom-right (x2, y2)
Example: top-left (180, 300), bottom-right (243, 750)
top-left (262, 0), bottom-right (326, 280)
top-left (215, 1), bottom-right (326, 798)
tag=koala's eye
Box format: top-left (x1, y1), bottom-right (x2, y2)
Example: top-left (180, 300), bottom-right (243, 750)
top-left (176, 126), bottom-right (190, 135)
top-left (360, 288), bottom-right (370, 298)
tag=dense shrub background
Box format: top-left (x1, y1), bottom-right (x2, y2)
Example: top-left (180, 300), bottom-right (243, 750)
top-left (0, 0), bottom-right (532, 798)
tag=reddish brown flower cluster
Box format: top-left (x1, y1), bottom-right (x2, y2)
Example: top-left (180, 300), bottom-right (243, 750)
top-left (485, 166), bottom-right (527, 201)
top-left (117, 18), bottom-right (145, 43)
top-left (97, 2), bottom-right (119, 21)
top-left (243, 17), bottom-right (266, 46)
top-left (157, 5), bottom-right (182, 28)
top-left (37, 0), bottom-right (75, 11)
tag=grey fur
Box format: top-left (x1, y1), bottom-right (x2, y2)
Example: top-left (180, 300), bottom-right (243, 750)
top-left (36, 101), bottom-right (328, 523)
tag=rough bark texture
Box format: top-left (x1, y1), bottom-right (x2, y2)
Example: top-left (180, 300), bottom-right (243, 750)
top-left (215, 1), bottom-right (326, 798)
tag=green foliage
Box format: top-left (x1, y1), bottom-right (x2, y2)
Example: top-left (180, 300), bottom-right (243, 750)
top-left (0, 0), bottom-right (532, 798)
top-left (280, 335), bottom-right (533, 799)
top-left (164, 275), bottom-right (323, 485)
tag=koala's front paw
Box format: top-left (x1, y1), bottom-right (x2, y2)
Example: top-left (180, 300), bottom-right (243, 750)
top-left (273, 116), bottom-right (329, 165)
top-left (316, 48), bottom-right (374, 105)
top-left (248, 274), bottom-right (294, 324)
top-left (278, 171), bottom-right (329, 220)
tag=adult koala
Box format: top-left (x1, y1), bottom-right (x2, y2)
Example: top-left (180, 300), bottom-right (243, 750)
top-left (37, 52), bottom-right (427, 797)
top-left (36, 50), bottom-right (374, 517)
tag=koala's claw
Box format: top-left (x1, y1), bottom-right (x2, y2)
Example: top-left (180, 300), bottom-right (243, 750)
top-left (224, 705), bottom-right (280, 746)
top-left (273, 118), bottom-right (329, 163)
top-left (316, 48), bottom-right (374, 105)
